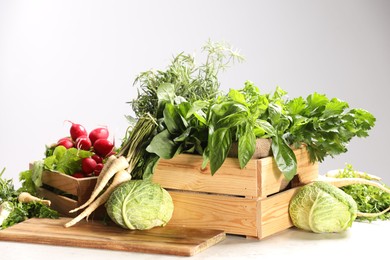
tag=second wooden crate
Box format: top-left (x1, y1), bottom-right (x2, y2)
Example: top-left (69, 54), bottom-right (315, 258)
top-left (152, 146), bottom-right (318, 239)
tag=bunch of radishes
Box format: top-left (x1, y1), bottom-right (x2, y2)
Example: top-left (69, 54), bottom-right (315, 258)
top-left (56, 121), bottom-right (115, 178)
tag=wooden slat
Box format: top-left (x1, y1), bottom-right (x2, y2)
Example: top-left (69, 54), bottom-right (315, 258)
top-left (0, 218), bottom-right (226, 256)
top-left (167, 190), bottom-right (258, 237)
top-left (37, 188), bottom-right (79, 217)
top-left (41, 171), bottom-right (97, 197)
top-left (153, 154), bottom-right (259, 197)
top-left (258, 148), bottom-right (318, 197)
top-left (257, 187), bottom-right (300, 239)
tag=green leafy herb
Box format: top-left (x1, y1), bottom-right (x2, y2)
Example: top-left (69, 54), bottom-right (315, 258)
top-left (130, 41), bottom-right (375, 181)
top-left (130, 40), bottom-right (244, 118)
top-left (331, 164), bottom-right (390, 221)
top-left (0, 169), bottom-right (59, 229)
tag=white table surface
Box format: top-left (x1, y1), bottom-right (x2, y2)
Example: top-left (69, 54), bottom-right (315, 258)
top-left (1, 220), bottom-right (388, 259)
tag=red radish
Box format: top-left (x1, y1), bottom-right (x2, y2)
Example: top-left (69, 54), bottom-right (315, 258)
top-left (93, 139), bottom-right (114, 158)
top-left (57, 137), bottom-right (74, 149)
top-left (82, 157), bottom-right (97, 174)
top-left (91, 154), bottom-right (103, 164)
top-left (72, 172), bottom-right (84, 178)
top-left (89, 127), bottom-right (109, 145)
top-left (75, 136), bottom-right (92, 151)
top-left (66, 121), bottom-right (88, 141)
top-left (94, 163), bottom-right (104, 176)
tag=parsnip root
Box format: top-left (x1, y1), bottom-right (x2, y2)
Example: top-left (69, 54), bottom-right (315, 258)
top-left (18, 192), bottom-right (51, 206)
top-left (65, 170), bottom-right (131, 228)
top-left (69, 156), bottom-right (129, 213)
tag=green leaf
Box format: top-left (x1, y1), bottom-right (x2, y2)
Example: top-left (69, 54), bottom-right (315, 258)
top-left (141, 155), bottom-right (161, 181)
top-left (238, 124), bottom-right (256, 169)
top-left (43, 146), bottom-right (91, 175)
top-left (187, 100), bottom-right (208, 118)
top-left (306, 93), bottom-right (329, 115)
top-left (55, 148), bottom-right (92, 175)
top-left (287, 97), bottom-right (306, 115)
top-left (228, 88), bottom-right (246, 104)
top-left (31, 161), bottom-right (43, 189)
top-left (157, 83), bottom-right (175, 104)
top-left (209, 128), bottom-right (232, 175)
top-left (271, 135), bottom-right (297, 181)
top-left (216, 112), bottom-right (247, 128)
top-left (163, 103), bottom-right (186, 134)
top-left (146, 129), bottom-right (179, 159)
top-left (257, 120), bottom-right (277, 136)
top-left (322, 98), bottom-right (349, 118)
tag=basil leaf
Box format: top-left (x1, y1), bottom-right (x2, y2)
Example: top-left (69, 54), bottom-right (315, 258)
top-left (271, 135), bottom-right (297, 181)
top-left (209, 128), bottom-right (232, 175)
top-left (238, 124), bottom-right (256, 169)
top-left (228, 89), bottom-right (246, 104)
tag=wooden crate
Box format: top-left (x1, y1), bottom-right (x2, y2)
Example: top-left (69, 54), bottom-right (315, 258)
top-left (37, 145), bottom-right (318, 239)
top-left (37, 172), bottom-right (105, 219)
top-left (152, 146), bottom-right (318, 239)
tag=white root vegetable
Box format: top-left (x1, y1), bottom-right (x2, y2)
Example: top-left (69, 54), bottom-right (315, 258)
top-left (356, 206), bottom-right (390, 218)
top-left (18, 192), bottom-right (51, 206)
top-left (65, 114), bottom-right (157, 228)
top-left (64, 169), bottom-right (131, 228)
top-left (69, 156), bottom-right (129, 213)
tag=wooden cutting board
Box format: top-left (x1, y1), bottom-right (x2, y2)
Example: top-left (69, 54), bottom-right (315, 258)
top-left (0, 218), bottom-right (225, 256)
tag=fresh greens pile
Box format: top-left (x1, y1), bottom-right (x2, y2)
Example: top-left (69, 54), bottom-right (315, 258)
top-left (0, 168), bottom-right (59, 229)
top-left (128, 41), bottom-right (376, 181)
top-left (329, 164), bottom-right (390, 222)
top-left (44, 146), bottom-right (92, 175)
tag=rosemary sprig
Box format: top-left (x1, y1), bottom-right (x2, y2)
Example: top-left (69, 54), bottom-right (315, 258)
top-left (129, 40), bottom-right (244, 118)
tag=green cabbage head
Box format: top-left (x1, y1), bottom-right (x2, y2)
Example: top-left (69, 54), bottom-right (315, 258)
top-left (289, 181), bottom-right (357, 233)
top-left (105, 180), bottom-right (174, 230)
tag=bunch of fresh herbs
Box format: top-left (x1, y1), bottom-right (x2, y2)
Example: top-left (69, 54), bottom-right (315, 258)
top-left (130, 40), bottom-right (244, 118)
top-left (332, 164), bottom-right (390, 221)
top-left (128, 41), bottom-right (376, 181)
top-left (0, 168), bottom-right (59, 229)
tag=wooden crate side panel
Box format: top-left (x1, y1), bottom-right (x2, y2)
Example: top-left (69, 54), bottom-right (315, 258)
top-left (77, 178), bottom-right (98, 204)
top-left (41, 171), bottom-right (79, 196)
top-left (38, 187), bottom-right (106, 219)
top-left (166, 190), bottom-right (258, 237)
top-left (257, 187), bottom-right (300, 239)
top-left (37, 188), bottom-right (78, 217)
top-left (41, 171), bottom-right (98, 203)
top-left (153, 154), bottom-right (258, 197)
top-left (258, 148), bottom-right (317, 197)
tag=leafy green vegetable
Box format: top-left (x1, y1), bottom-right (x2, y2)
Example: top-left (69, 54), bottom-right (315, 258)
top-left (130, 41), bottom-right (376, 181)
top-left (44, 146), bottom-right (92, 175)
top-left (105, 180), bottom-right (174, 230)
top-left (329, 164), bottom-right (390, 221)
top-left (289, 181), bottom-right (358, 233)
top-left (0, 168), bottom-right (59, 229)
top-left (285, 94), bottom-right (376, 163)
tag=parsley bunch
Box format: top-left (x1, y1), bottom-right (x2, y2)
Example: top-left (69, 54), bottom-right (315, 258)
top-left (333, 164), bottom-right (390, 221)
top-left (0, 168), bottom-right (59, 229)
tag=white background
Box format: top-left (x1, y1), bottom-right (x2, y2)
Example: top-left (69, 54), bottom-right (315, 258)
top-left (1, 0), bottom-right (389, 184)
